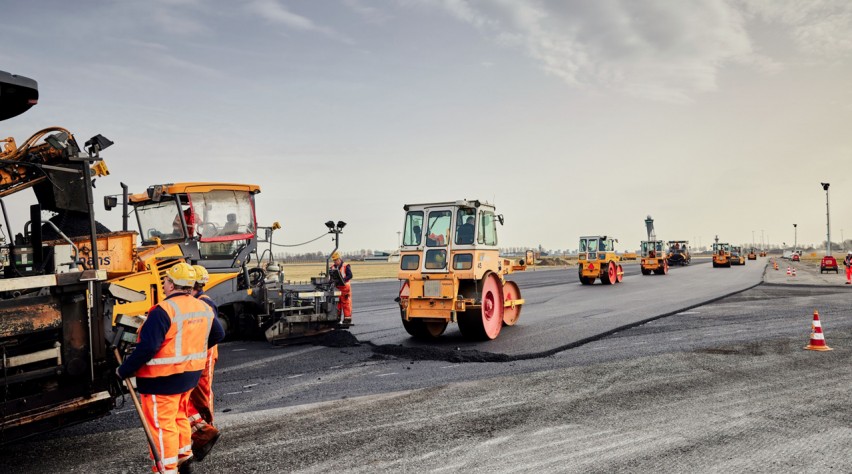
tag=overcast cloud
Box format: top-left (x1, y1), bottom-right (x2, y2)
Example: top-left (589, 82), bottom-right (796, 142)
top-left (2, 0), bottom-right (851, 253)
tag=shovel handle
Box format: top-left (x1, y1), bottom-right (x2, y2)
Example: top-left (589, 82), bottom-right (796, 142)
top-left (114, 348), bottom-right (166, 474)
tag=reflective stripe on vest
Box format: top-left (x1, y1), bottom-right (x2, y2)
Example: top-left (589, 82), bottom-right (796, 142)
top-left (137, 295), bottom-right (214, 378)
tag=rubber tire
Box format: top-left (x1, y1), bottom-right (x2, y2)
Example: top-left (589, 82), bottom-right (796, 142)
top-left (401, 311), bottom-right (448, 340)
top-left (641, 267), bottom-right (651, 275)
top-left (616, 264), bottom-right (624, 283)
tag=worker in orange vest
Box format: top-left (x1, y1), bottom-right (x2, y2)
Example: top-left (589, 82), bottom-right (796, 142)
top-left (330, 251), bottom-right (353, 323)
top-left (844, 251), bottom-right (852, 284)
top-left (118, 263), bottom-right (224, 474)
top-left (187, 265), bottom-right (221, 462)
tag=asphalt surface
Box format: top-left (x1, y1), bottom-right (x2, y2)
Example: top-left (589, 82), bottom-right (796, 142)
top-left (5, 257), bottom-right (852, 473)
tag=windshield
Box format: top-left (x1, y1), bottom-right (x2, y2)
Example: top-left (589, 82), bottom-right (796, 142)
top-left (426, 210), bottom-right (451, 247)
top-left (188, 190), bottom-right (256, 242)
top-left (136, 200), bottom-right (186, 241)
top-left (477, 211), bottom-right (498, 246)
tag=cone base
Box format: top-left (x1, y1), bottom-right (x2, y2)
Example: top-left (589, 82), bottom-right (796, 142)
top-left (804, 344), bottom-right (832, 351)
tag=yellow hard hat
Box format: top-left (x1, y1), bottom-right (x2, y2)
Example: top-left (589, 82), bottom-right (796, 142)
top-left (192, 265), bottom-right (210, 285)
top-left (331, 251), bottom-right (341, 260)
top-left (166, 262), bottom-right (196, 287)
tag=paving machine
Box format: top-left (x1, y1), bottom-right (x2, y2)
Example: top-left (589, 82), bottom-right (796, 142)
top-left (103, 183), bottom-right (345, 344)
top-left (397, 200), bottom-right (526, 340)
top-left (640, 240), bottom-right (668, 275)
top-left (666, 240), bottom-right (691, 266)
top-left (0, 71), bottom-right (121, 444)
top-left (578, 236), bottom-right (623, 285)
top-left (747, 248), bottom-right (757, 260)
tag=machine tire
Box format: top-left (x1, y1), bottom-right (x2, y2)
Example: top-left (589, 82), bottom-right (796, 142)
top-left (458, 273), bottom-right (504, 340)
top-left (616, 264), bottom-right (624, 283)
top-left (401, 311), bottom-right (448, 339)
top-left (641, 267), bottom-right (651, 275)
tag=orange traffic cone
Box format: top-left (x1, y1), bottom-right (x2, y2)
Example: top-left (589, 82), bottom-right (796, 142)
top-left (805, 310), bottom-right (832, 351)
top-left (786, 266), bottom-right (791, 275)
top-left (774, 262), bottom-right (778, 270)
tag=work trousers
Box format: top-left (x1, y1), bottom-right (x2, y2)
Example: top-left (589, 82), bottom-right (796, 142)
top-left (188, 347), bottom-right (218, 427)
top-left (140, 389), bottom-right (193, 474)
top-left (846, 265), bottom-right (851, 283)
top-left (337, 284), bottom-right (352, 318)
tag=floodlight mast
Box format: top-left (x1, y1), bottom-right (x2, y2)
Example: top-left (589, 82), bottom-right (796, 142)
top-left (821, 182), bottom-right (831, 256)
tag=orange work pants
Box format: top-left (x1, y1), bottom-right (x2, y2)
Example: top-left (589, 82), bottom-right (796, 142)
top-left (337, 284), bottom-right (352, 318)
top-left (846, 265), bottom-right (851, 282)
top-left (140, 389), bottom-right (193, 473)
top-left (188, 346), bottom-right (218, 428)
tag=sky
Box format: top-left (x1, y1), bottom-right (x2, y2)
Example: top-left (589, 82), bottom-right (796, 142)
top-left (2, 0), bottom-right (852, 254)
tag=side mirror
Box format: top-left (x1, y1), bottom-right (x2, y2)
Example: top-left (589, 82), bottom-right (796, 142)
top-left (497, 214), bottom-right (504, 225)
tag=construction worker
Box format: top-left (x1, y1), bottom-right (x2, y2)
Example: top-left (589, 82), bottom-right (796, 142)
top-left (188, 265), bottom-right (221, 461)
top-left (330, 251), bottom-right (353, 323)
top-left (117, 263), bottom-right (224, 474)
top-left (844, 251), bottom-right (852, 284)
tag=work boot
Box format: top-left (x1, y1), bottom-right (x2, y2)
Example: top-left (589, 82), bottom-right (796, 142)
top-left (177, 458), bottom-right (194, 474)
top-left (192, 425), bottom-right (221, 462)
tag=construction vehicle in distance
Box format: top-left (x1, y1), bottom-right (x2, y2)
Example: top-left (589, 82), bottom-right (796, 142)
top-left (578, 236), bottom-right (623, 285)
top-left (747, 248), bottom-right (757, 260)
top-left (0, 71), bottom-right (120, 444)
top-left (667, 240), bottom-right (691, 266)
top-left (730, 246), bottom-right (745, 266)
top-left (640, 240), bottom-right (668, 275)
top-left (712, 242), bottom-right (731, 268)
top-left (101, 182), bottom-right (345, 344)
top-left (759, 250), bottom-right (767, 257)
top-left (396, 200), bottom-right (526, 340)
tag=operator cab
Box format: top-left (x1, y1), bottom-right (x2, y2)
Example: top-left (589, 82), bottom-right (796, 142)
top-left (641, 240), bottom-right (666, 258)
top-left (130, 183), bottom-right (259, 265)
top-left (400, 200), bottom-right (500, 274)
top-left (713, 242), bottom-right (731, 254)
top-left (579, 236), bottom-right (616, 261)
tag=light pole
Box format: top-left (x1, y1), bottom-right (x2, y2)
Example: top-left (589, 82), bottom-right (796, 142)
top-left (324, 220), bottom-right (347, 275)
top-left (821, 182), bottom-right (831, 256)
top-left (793, 224), bottom-right (797, 252)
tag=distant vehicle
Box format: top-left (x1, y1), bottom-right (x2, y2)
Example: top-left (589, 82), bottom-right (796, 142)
top-left (640, 240), bottom-right (668, 275)
top-left (578, 235), bottom-right (623, 285)
top-left (713, 242), bottom-right (731, 268)
top-left (820, 256), bottom-right (839, 273)
top-left (666, 240), bottom-right (691, 266)
top-left (747, 248), bottom-right (757, 260)
top-left (730, 246), bottom-right (746, 266)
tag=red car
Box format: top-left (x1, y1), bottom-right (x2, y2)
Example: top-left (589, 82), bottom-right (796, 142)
top-left (820, 256), bottom-right (839, 273)
top-left (792, 253), bottom-right (800, 262)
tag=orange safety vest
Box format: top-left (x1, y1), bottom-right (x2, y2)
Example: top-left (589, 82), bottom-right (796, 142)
top-left (136, 294), bottom-right (215, 379)
top-left (197, 293), bottom-right (219, 359)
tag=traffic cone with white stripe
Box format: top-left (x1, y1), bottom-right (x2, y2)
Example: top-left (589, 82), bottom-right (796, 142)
top-left (804, 310), bottom-right (832, 351)
top-left (792, 268), bottom-right (797, 277)
top-left (786, 266), bottom-right (791, 276)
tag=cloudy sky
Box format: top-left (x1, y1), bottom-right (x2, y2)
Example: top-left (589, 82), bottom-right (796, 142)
top-left (2, 0), bottom-right (851, 253)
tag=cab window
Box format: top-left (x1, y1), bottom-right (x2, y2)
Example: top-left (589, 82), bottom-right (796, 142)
top-left (455, 208), bottom-right (476, 245)
top-left (403, 211), bottom-right (423, 246)
top-left (477, 211), bottom-right (498, 246)
top-left (426, 210), bottom-right (451, 247)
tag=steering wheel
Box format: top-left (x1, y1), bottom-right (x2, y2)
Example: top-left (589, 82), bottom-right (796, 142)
top-left (199, 222), bottom-right (219, 237)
